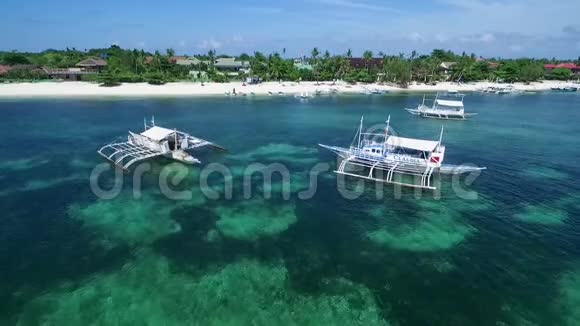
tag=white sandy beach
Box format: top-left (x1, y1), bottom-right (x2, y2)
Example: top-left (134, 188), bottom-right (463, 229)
top-left (0, 80), bottom-right (574, 98)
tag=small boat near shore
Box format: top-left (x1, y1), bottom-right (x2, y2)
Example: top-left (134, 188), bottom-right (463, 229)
top-left (319, 116), bottom-right (485, 190)
top-left (295, 92), bottom-right (311, 99)
top-left (476, 84), bottom-right (521, 95)
top-left (406, 92), bottom-right (476, 120)
top-left (551, 86), bottom-right (578, 92)
top-left (98, 117), bottom-right (224, 170)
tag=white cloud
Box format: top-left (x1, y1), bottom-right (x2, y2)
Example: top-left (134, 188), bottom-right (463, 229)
top-left (408, 32), bottom-right (422, 41)
top-left (198, 38), bottom-right (222, 50)
top-left (178, 40), bottom-right (186, 47)
top-left (479, 33), bottom-right (495, 42)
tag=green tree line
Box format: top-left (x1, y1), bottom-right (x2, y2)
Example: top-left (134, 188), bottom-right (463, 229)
top-left (1, 46), bottom-right (578, 86)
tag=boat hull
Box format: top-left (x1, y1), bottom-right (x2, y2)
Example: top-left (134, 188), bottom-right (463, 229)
top-left (405, 108), bottom-right (476, 120)
top-left (319, 144), bottom-right (484, 175)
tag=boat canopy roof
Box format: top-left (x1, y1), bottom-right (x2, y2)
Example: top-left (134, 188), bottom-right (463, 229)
top-left (435, 99), bottom-right (463, 107)
top-left (385, 136), bottom-right (439, 152)
top-left (140, 126), bottom-right (175, 141)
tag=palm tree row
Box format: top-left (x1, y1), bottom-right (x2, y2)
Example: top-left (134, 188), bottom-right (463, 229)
top-left (3, 46), bottom-right (578, 85)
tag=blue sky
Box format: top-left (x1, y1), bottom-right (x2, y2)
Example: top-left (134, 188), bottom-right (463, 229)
top-left (1, 0), bottom-right (579, 58)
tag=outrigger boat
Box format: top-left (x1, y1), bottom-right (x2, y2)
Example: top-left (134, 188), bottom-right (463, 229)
top-left (295, 92), bottom-right (312, 99)
top-left (406, 91), bottom-right (476, 120)
top-left (551, 86), bottom-right (578, 92)
top-left (319, 116), bottom-right (485, 190)
top-left (98, 117), bottom-right (224, 170)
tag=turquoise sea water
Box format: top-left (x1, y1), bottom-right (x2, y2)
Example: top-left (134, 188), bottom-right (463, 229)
top-left (1, 92), bottom-right (580, 325)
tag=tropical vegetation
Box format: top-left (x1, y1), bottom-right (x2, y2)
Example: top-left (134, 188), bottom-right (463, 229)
top-left (1, 46), bottom-right (579, 87)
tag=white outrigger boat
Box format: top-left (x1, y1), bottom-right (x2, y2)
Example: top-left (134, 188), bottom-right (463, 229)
top-left (477, 84), bottom-right (521, 95)
top-left (406, 92), bottom-right (476, 120)
top-left (295, 92), bottom-right (311, 99)
top-left (98, 117), bottom-right (224, 170)
top-left (319, 116), bottom-right (485, 190)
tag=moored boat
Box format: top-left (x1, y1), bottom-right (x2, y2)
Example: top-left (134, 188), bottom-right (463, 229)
top-left (406, 92), bottom-right (476, 120)
top-left (319, 116), bottom-right (485, 190)
top-left (98, 117), bottom-right (224, 170)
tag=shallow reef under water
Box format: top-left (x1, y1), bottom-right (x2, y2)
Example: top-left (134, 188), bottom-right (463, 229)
top-left (16, 251), bottom-right (390, 326)
top-left (211, 198), bottom-right (298, 242)
top-left (68, 192), bottom-right (184, 249)
top-left (558, 264), bottom-right (580, 326)
top-left (364, 197), bottom-right (489, 252)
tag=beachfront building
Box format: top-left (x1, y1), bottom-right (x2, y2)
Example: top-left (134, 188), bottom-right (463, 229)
top-left (475, 57), bottom-right (500, 70)
top-left (0, 65), bottom-right (11, 77)
top-left (544, 63), bottom-right (580, 77)
top-left (76, 57), bottom-right (107, 73)
top-left (348, 58), bottom-right (383, 70)
top-left (1, 64), bottom-right (47, 80)
top-left (174, 57), bottom-right (203, 66)
top-left (43, 57), bottom-right (107, 81)
top-left (294, 59), bottom-right (313, 71)
top-left (214, 58), bottom-right (250, 76)
top-left (439, 62), bottom-right (457, 79)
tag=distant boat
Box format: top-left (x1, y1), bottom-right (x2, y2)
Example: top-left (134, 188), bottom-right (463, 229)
top-left (551, 86), bottom-right (578, 92)
top-left (477, 83), bottom-right (521, 95)
top-left (294, 92), bottom-right (311, 99)
top-left (406, 92), bottom-right (476, 120)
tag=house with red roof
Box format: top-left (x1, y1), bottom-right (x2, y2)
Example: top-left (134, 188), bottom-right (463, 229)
top-left (544, 63), bottom-right (580, 75)
top-left (0, 65), bottom-right (12, 76)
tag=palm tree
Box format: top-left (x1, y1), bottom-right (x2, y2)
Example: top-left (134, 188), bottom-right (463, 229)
top-left (268, 53), bottom-right (283, 81)
top-left (207, 50), bottom-right (216, 76)
top-left (363, 50), bottom-right (373, 73)
top-left (311, 47), bottom-right (319, 61)
top-left (154, 50), bottom-right (162, 72)
top-left (310, 48), bottom-right (320, 82)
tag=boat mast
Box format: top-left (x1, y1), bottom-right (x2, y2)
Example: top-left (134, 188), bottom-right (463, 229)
top-left (357, 116), bottom-right (364, 148)
top-left (438, 126), bottom-right (444, 148)
top-left (174, 128), bottom-right (178, 150)
top-left (383, 115), bottom-right (390, 153)
top-left (144, 117), bottom-right (147, 131)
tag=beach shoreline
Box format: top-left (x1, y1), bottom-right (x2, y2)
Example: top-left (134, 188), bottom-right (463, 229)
top-left (0, 80), bottom-right (575, 98)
